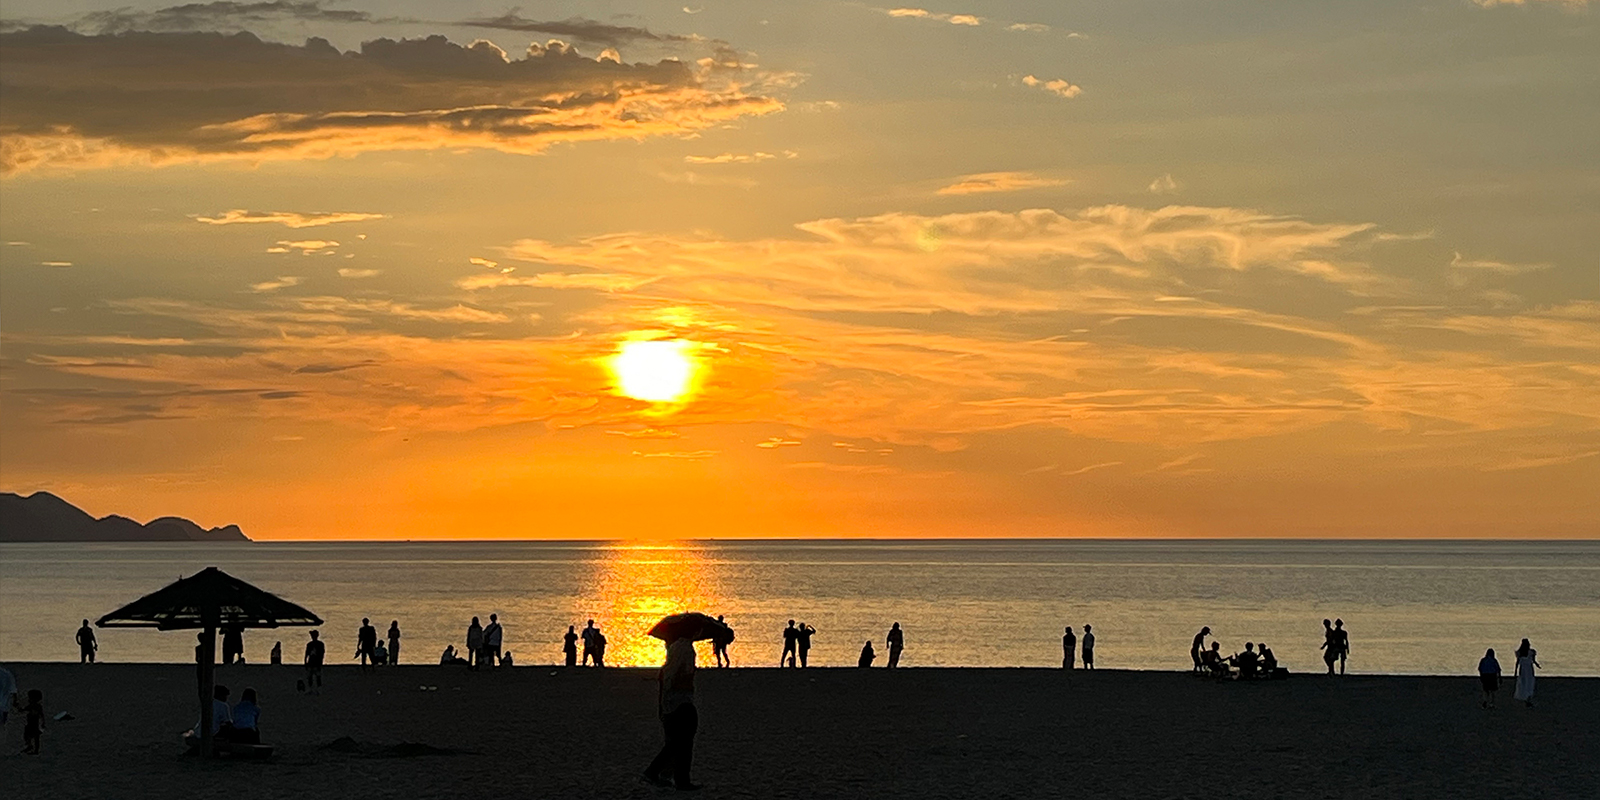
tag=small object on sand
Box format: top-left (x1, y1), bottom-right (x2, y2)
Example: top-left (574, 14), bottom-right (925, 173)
top-left (53, 711), bottom-right (75, 721)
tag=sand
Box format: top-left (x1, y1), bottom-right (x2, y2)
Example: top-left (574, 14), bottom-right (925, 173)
top-left (3, 663), bottom-right (1596, 799)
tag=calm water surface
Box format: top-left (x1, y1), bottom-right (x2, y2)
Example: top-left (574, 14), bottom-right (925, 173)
top-left (1, 539), bottom-right (1596, 675)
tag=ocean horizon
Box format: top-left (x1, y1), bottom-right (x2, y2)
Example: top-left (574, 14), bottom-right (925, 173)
top-left (4, 538), bottom-right (1595, 676)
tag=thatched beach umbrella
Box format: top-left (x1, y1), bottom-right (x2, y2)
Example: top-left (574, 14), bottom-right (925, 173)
top-left (96, 566), bottom-right (322, 757)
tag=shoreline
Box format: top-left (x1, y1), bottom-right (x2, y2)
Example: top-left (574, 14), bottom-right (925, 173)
top-left (5, 663), bottom-right (1596, 799)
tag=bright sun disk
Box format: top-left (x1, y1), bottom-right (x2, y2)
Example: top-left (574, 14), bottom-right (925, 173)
top-left (609, 339), bottom-right (700, 403)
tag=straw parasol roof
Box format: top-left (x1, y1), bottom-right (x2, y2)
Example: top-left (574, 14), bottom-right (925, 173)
top-left (97, 566), bottom-right (322, 630)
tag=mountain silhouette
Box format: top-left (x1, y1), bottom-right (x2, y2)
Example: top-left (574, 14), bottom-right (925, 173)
top-left (0, 491), bottom-right (249, 542)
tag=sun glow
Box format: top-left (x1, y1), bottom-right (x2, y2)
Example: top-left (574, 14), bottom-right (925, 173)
top-left (609, 339), bottom-right (702, 403)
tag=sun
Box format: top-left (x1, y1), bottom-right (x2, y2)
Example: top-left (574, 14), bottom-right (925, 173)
top-left (608, 340), bottom-right (702, 404)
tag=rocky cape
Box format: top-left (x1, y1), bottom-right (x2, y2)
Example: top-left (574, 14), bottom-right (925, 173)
top-left (0, 491), bottom-right (249, 542)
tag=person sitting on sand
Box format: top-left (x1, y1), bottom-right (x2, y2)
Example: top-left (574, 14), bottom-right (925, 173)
top-left (564, 626), bottom-right (579, 667)
top-left (1063, 626), bottom-right (1077, 670)
top-left (22, 688), bottom-right (44, 755)
top-left (440, 644), bottom-right (467, 666)
top-left (228, 688), bottom-right (261, 744)
top-left (859, 640), bottom-right (876, 668)
top-left (76, 619), bottom-right (98, 664)
top-left (1082, 625), bottom-right (1095, 670)
top-left (1478, 648), bottom-right (1502, 708)
top-left (1202, 642), bottom-right (1229, 677)
top-left (1231, 643), bottom-right (1260, 679)
top-left (270, 641), bottom-right (282, 665)
top-left (501, 651), bottom-right (515, 667)
top-left (373, 640), bottom-right (389, 666)
top-left (1259, 643), bottom-right (1278, 676)
top-left (192, 684), bottom-right (233, 744)
top-left (1191, 627), bottom-right (1211, 673)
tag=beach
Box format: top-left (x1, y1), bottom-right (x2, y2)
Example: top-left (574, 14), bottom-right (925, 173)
top-left (4, 663), bottom-right (1596, 799)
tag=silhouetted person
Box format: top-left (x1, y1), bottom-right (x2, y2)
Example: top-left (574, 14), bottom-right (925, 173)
top-left (1191, 626), bottom-right (1211, 673)
top-left (190, 684), bottom-right (233, 747)
top-left (1333, 619), bottom-right (1350, 674)
top-left (797, 622), bottom-right (816, 667)
top-left (593, 628), bottom-right (608, 667)
top-left (1513, 639), bottom-right (1541, 707)
top-left (1320, 619), bottom-right (1338, 675)
top-left (643, 633), bottom-right (700, 790)
top-left (712, 615), bottom-right (732, 668)
top-left (222, 624), bottom-right (244, 666)
top-left (581, 619), bottom-right (599, 666)
top-left (1082, 624), bottom-right (1095, 669)
top-left (483, 614), bottom-right (504, 667)
top-left (75, 620), bottom-right (97, 663)
top-left (1062, 626), bottom-right (1077, 670)
top-left (1234, 643), bottom-right (1260, 679)
top-left (270, 641), bottom-right (282, 665)
top-left (22, 689), bottom-right (43, 755)
top-left (441, 644), bottom-right (464, 665)
top-left (374, 640), bottom-right (389, 666)
top-left (466, 617), bottom-right (484, 670)
top-left (303, 630), bottom-right (324, 693)
top-left (781, 620), bottom-right (798, 667)
top-left (356, 618), bottom-right (378, 671)
top-left (501, 650), bottom-right (514, 667)
top-left (194, 631), bottom-right (210, 691)
top-left (1202, 641), bottom-right (1227, 677)
top-left (564, 626), bottom-right (579, 667)
top-left (226, 687), bottom-right (262, 744)
top-left (1478, 648), bottom-right (1502, 708)
top-left (0, 665), bottom-right (18, 726)
top-left (858, 640), bottom-right (876, 667)
top-left (1259, 642), bottom-right (1277, 676)
top-left (886, 623), bottom-right (904, 668)
top-left (388, 621), bottom-right (402, 666)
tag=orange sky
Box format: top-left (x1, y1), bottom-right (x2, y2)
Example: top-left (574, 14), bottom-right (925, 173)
top-left (1, 1), bottom-right (1596, 539)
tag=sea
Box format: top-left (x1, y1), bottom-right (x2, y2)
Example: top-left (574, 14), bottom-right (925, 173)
top-left (1, 539), bottom-right (1596, 676)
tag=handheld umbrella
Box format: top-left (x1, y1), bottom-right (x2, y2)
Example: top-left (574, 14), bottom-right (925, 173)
top-left (647, 612), bottom-right (733, 644)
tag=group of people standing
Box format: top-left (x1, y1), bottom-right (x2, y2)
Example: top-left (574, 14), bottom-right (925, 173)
top-left (442, 615), bottom-right (508, 669)
top-left (354, 619), bottom-right (404, 669)
top-left (561, 620), bottom-right (610, 667)
top-left (1062, 625), bottom-right (1095, 670)
top-left (1477, 639), bottom-right (1542, 709)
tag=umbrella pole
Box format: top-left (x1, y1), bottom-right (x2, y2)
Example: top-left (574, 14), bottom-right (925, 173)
top-left (199, 624), bottom-right (215, 759)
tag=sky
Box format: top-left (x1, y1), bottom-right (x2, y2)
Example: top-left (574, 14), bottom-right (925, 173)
top-left (0, 0), bottom-right (1596, 540)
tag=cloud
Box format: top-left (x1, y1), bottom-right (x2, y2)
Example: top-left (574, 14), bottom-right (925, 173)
top-left (937, 171), bottom-right (1067, 196)
top-left (194, 209), bottom-right (385, 228)
top-left (250, 276), bottom-right (302, 292)
top-left (1007, 23), bottom-right (1050, 32)
top-left (458, 272), bottom-right (656, 291)
top-left (1473, 0), bottom-right (1589, 7)
top-left (885, 8), bottom-right (982, 25)
top-left (1149, 174), bottom-right (1180, 194)
top-left (73, 1), bottom-right (396, 33)
top-left (1062, 461), bottom-right (1122, 476)
top-left (337, 268), bottom-right (380, 278)
top-left (1449, 252), bottom-right (1550, 275)
top-left (756, 437), bottom-right (802, 448)
top-left (455, 13), bottom-right (695, 46)
top-left (40, 260), bottom-right (73, 267)
top-left (1022, 75), bottom-right (1082, 99)
top-left (0, 28), bottom-right (786, 174)
top-left (270, 240), bottom-right (338, 254)
top-left (684, 150), bottom-right (798, 164)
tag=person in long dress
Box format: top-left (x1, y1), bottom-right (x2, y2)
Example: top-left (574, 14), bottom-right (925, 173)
top-left (1513, 638), bottom-right (1541, 707)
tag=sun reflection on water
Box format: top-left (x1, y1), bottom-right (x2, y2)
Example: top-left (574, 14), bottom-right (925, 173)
top-left (584, 542), bottom-right (722, 667)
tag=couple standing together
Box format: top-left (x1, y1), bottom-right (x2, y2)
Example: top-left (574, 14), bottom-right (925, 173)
top-left (780, 620), bottom-right (815, 667)
top-left (1320, 618), bottom-right (1350, 675)
top-left (465, 614), bottom-right (505, 669)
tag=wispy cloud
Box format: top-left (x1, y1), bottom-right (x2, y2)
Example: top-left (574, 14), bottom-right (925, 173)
top-left (194, 209), bottom-right (385, 228)
top-left (40, 260), bottom-right (73, 267)
top-left (268, 240), bottom-right (339, 254)
top-left (250, 276), bottom-right (302, 292)
top-left (685, 151), bottom-right (798, 164)
top-left (1449, 252), bottom-right (1550, 275)
top-left (1022, 75), bottom-right (1082, 99)
top-left (1149, 174), bottom-right (1180, 194)
top-left (336, 268), bottom-right (380, 278)
top-left (937, 171), bottom-right (1067, 195)
top-left (886, 8), bottom-right (982, 25)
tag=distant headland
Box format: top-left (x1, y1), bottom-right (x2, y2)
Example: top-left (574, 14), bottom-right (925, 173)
top-left (0, 491), bottom-right (249, 542)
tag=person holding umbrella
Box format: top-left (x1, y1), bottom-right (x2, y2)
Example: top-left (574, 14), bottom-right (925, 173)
top-left (643, 612), bottom-right (730, 791)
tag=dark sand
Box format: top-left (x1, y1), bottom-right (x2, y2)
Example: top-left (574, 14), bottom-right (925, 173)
top-left (4, 663), bottom-right (1596, 799)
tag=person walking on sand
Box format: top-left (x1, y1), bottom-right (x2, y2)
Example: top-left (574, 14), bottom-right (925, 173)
top-left (1320, 619), bottom-right (1339, 675)
top-left (466, 617), bottom-right (484, 670)
top-left (797, 622), bottom-right (817, 668)
top-left (304, 630), bottom-right (325, 693)
top-left (1513, 639), bottom-right (1541, 708)
top-left (712, 615), bottom-right (733, 668)
top-left (886, 622), bottom-right (905, 668)
top-left (387, 621), bottom-right (402, 666)
top-left (1478, 648), bottom-right (1502, 708)
top-left (356, 618), bottom-right (378, 671)
top-left (581, 619), bottom-right (599, 666)
top-left (1062, 626), bottom-right (1077, 670)
top-left (564, 625), bottom-right (579, 667)
top-left (642, 630), bottom-right (701, 790)
top-left (858, 640), bottom-right (876, 668)
top-left (75, 619), bottom-right (98, 664)
top-left (1191, 626), bottom-right (1211, 673)
top-left (484, 614), bottom-right (504, 668)
top-left (780, 620), bottom-right (799, 667)
top-left (1082, 624), bottom-right (1095, 670)
top-left (1333, 619), bottom-right (1350, 675)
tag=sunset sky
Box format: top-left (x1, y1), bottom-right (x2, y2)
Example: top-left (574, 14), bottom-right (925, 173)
top-left (1, 0), bottom-right (1595, 539)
